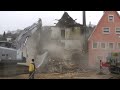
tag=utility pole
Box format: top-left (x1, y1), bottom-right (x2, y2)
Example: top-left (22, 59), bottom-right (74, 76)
top-left (83, 11), bottom-right (87, 53)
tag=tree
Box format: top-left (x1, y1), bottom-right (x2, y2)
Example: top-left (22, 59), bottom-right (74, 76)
top-left (2, 31), bottom-right (6, 41)
top-left (3, 31), bottom-right (6, 37)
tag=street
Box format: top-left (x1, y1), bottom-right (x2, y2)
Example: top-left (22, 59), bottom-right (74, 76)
top-left (0, 70), bottom-right (117, 79)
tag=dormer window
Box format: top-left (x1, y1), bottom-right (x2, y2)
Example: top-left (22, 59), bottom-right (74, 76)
top-left (108, 15), bottom-right (114, 22)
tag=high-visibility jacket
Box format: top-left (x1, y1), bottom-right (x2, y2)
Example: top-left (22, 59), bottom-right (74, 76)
top-left (29, 63), bottom-right (35, 72)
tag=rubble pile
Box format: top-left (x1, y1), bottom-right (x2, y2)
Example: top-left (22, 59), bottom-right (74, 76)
top-left (39, 52), bottom-right (88, 73)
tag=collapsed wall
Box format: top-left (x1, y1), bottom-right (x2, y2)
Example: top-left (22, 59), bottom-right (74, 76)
top-left (38, 26), bottom-right (88, 73)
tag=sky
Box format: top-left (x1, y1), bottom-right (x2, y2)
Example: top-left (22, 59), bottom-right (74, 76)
top-left (0, 11), bottom-right (119, 34)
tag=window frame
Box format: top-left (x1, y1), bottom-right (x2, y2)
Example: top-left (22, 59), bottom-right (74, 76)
top-left (108, 15), bottom-right (114, 22)
top-left (103, 27), bottom-right (110, 34)
top-left (117, 43), bottom-right (120, 49)
top-left (100, 42), bottom-right (106, 49)
top-left (115, 27), bottom-right (120, 34)
top-left (92, 42), bottom-right (98, 49)
top-left (108, 42), bottom-right (114, 49)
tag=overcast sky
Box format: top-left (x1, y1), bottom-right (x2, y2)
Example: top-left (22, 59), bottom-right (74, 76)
top-left (0, 11), bottom-right (119, 34)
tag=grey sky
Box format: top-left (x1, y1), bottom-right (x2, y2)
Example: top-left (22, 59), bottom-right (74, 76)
top-left (0, 11), bottom-right (118, 34)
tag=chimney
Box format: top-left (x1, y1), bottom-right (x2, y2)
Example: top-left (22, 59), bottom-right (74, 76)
top-left (83, 11), bottom-right (86, 40)
top-left (83, 11), bottom-right (86, 28)
top-left (82, 11), bottom-right (87, 53)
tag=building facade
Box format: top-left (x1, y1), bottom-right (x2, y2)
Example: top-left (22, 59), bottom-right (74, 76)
top-left (50, 12), bottom-right (87, 68)
top-left (88, 11), bottom-right (120, 69)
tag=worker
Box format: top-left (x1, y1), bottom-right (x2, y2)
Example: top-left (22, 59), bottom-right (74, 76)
top-left (29, 59), bottom-right (36, 79)
top-left (100, 60), bottom-right (103, 73)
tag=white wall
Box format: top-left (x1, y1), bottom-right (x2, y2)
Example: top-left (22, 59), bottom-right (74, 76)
top-left (51, 27), bottom-right (83, 50)
top-left (51, 27), bottom-right (61, 40)
top-left (65, 40), bottom-right (82, 50)
top-left (7, 38), bottom-right (12, 42)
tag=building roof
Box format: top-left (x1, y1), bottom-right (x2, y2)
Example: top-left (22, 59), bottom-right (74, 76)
top-left (88, 11), bottom-right (120, 41)
top-left (56, 12), bottom-right (82, 27)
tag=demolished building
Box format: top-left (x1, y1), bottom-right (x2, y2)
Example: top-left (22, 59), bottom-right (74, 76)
top-left (14, 12), bottom-right (94, 73)
top-left (50, 12), bottom-right (88, 72)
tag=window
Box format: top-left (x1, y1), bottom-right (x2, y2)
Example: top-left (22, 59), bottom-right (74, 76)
top-left (117, 43), bottom-right (120, 49)
top-left (108, 15), bottom-right (114, 22)
top-left (2, 54), bottom-right (5, 56)
top-left (116, 27), bottom-right (120, 34)
top-left (101, 43), bottom-right (106, 49)
top-left (61, 29), bottom-right (65, 39)
top-left (103, 27), bottom-right (110, 34)
top-left (93, 42), bottom-right (98, 48)
top-left (109, 43), bottom-right (114, 49)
